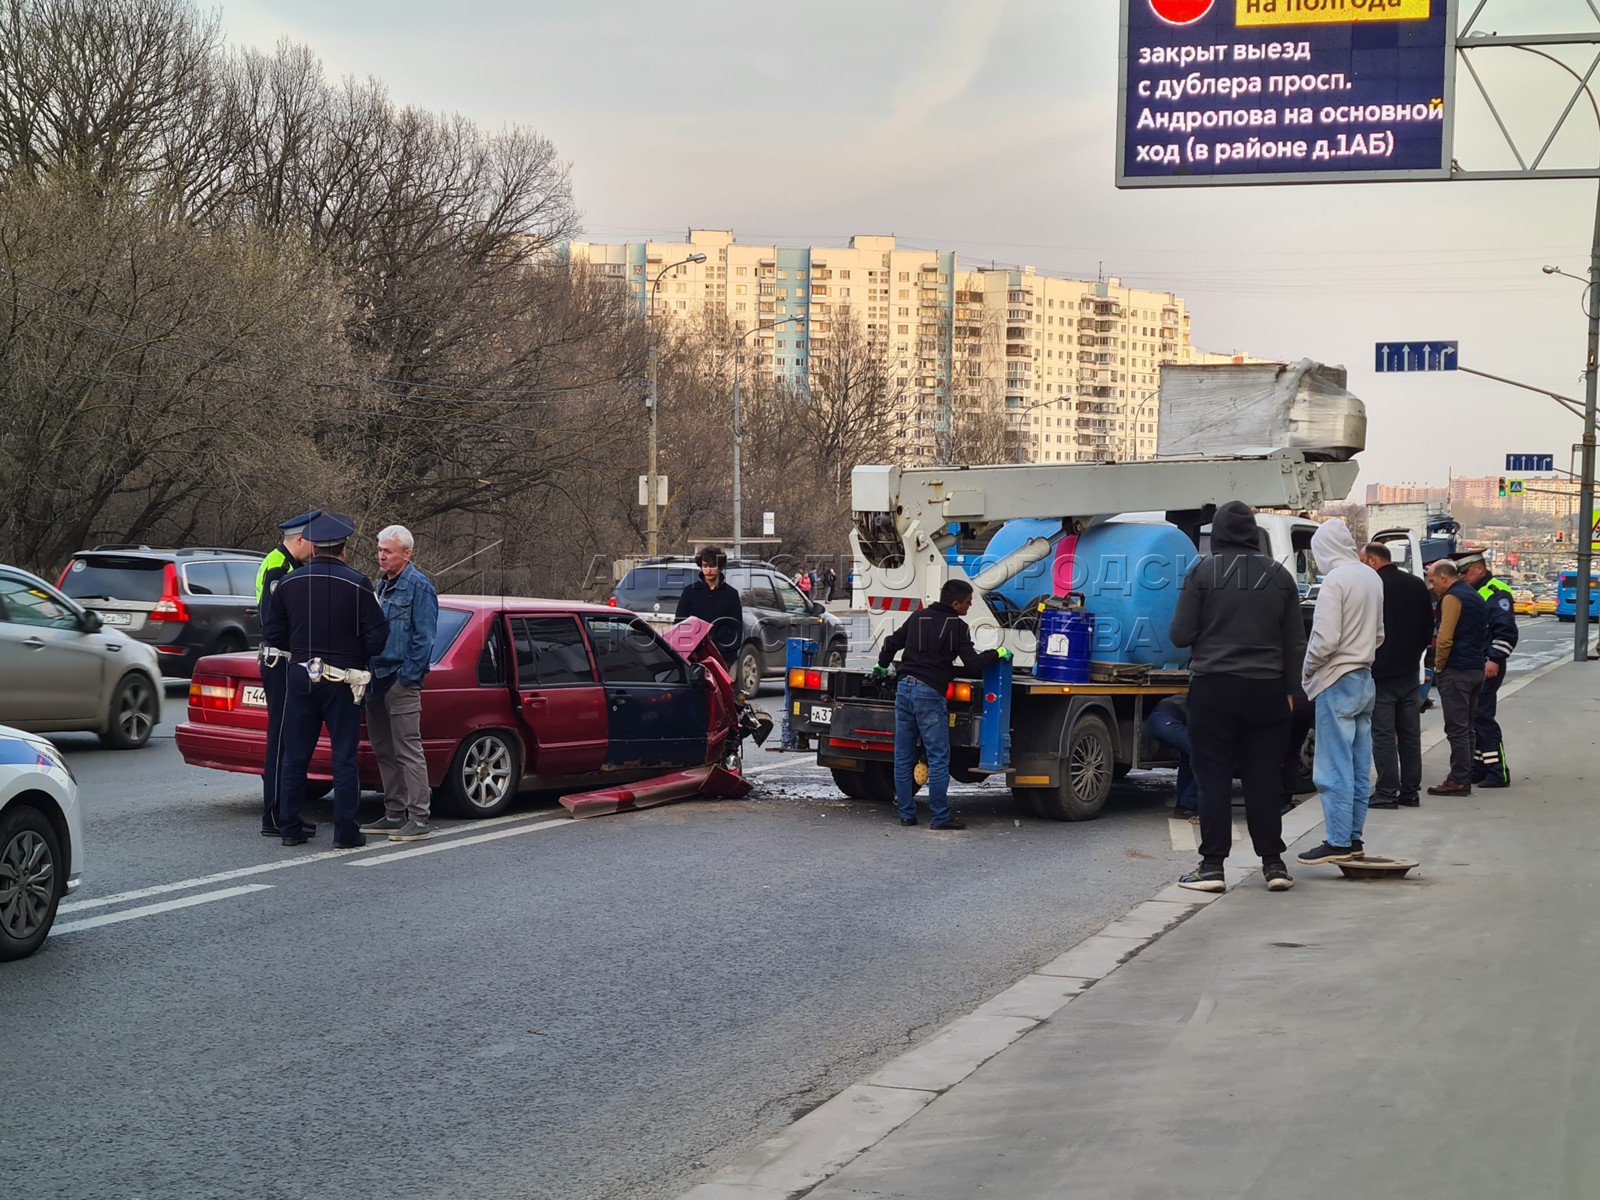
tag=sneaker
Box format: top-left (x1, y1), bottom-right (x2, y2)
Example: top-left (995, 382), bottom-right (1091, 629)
top-left (1350, 838), bottom-right (1365, 860)
top-left (1263, 861), bottom-right (1295, 891)
top-left (928, 818), bottom-right (966, 831)
top-left (388, 820), bottom-right (433, 842)
top-left (1178, 866), bottom-right (1225, 893)
top-left (1427, 779), bottom-right (1472, 796)
top-left (1297, 841), bottom-right (1356, 865)
top-left (332, 833), bottom-right (368, 850)
top-left (360, 815), bottom-right (407, 834)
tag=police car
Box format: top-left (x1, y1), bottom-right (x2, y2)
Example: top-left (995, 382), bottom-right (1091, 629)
top-left (0, 725), bottom-right (83, 960)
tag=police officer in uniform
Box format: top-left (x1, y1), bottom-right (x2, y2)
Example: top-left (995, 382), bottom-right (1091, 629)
top-left (254, 509), bottom-right (321, 837)
top-left (1457, 549), bottom-right (1518, 788)
top-left (263, 513), bottom-right (388, 848)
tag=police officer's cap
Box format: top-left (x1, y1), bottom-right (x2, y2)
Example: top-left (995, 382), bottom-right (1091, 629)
top-left (1452, 548), bottom-right (1487, 570)
top-left (302, 512), bottom-right (357, 548)
top-left (278, 508), bottom-right (323, 538)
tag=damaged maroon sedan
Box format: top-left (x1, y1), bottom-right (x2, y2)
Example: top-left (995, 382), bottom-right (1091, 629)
top-left (176, 598), bottom-right (771, 818)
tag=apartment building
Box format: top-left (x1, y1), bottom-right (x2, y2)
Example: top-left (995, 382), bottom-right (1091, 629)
top-left (563, 230), bottom-right (1200, 465)
top-left (1366, 483), bottom-right (1449, 505)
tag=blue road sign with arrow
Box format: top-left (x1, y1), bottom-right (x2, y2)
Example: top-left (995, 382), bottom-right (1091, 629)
top-left (1506, 454), bottom-right (1555, 472)
top-left (1374, 341), bottom-right (1458, 372)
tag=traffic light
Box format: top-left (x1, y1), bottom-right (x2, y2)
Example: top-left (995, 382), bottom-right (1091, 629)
top-left (1497, 477), bottom-right (1507, 497)
top-left (1557, 531), bottom-right (1565, 542)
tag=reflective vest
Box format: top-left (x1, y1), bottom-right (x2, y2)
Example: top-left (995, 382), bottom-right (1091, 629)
top-left (255, 544), bottom-right (295, 607)
top-left (1476, 574), bottom-right (1518, 663)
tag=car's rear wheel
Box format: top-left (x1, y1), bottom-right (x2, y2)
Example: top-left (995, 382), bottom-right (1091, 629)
top-left (213, 632), bottom-right (248, 656)
top-left (0, 804), bottom-right (62, 961)
top-left (444, 730), bottom-right (521, 818)
top-left (735, 644), bottom-right (762, 699)
top-left (101, 672), bottom-right (157, 749)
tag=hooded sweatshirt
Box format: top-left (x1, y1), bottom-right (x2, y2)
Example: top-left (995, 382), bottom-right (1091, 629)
top-left (1301, 518), bottom-right (1385, 700)
top-left (1169, 501), bottom-right (1305, 690)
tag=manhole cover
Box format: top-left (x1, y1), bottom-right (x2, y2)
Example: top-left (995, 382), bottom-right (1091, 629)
top-left (1337, 855), bottom-right (1419, 881)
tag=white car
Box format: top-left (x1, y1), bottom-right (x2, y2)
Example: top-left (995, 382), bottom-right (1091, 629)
top-left (0, 724), bottom-right (83, 960)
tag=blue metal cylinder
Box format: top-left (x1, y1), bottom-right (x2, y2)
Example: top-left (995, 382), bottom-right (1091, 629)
top-left (1034, 605), bottom-right (1095, 684)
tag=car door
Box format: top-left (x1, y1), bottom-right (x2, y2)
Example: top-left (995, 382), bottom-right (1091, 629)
top-left (582, 614), bottom-right (708, 768)
top-left (772, 573), bottom-right (827, 650)
top-left (506, 613), bottom-right (608, 778)
top-left (0, 574), bottom-right (105, 723)
top-left (737, 572), bottom-right (787, 661)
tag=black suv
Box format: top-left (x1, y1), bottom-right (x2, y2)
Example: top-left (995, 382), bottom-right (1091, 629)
top-left (56, 546), bottom-right (267, 678)
top-left (612, 557), bottom-right (849, 696)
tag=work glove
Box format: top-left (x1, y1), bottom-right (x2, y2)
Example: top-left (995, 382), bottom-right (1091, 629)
top-left (870, 665), bottom-right (891, 681)
top-left (995, 647), bottom-right (1013, 662)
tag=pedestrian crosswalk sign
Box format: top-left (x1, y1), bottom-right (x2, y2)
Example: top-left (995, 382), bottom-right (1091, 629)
top-left (1506, 478), bottom-right (1524, 496)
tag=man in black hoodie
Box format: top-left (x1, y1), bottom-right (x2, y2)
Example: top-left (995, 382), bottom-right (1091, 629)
top-left (1169, 501), bottom-right (1307, 893)
top-left (1360, 542), bottom-right (1435, 807)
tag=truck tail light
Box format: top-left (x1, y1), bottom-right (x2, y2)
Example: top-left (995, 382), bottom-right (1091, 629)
top-left (787, 668), bottom-right (823, 691)
top-left (946, 681), bottom-right (973, 703)
top-left (149, 563), bottom-right (190, 622)
top-left (189, 675), bottom-right (233, 711)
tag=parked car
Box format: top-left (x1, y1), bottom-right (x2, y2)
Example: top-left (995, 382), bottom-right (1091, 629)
top-left (0, 723), bottom-right (84, 959)
top-left (611, 557), bottom-right (849, 696)
top-left (0, 564), bottom-right (162, 749)
top-left (55, 546), bottom-right (266, 678)
top-left (176, 597), bottom-right (749, 818)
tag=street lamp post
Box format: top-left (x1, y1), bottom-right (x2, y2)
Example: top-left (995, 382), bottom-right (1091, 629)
top-left (645, 253), bottom-right (706, 557)
top-left (731, 315), bottom-right (800, 558)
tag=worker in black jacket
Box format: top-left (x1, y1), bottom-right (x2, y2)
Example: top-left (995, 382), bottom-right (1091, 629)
top-left (1361, 542), bottom-right (1436, 807)
top-left (874, 579), bottom-right (1005, 830)
top-left (675, 545), bottom-right (745, 688)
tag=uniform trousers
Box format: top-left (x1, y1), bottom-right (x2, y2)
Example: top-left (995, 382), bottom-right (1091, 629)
top-left (1472, 669), bottom-right (1507, 784)
top-left (260, 659), bottom-right (289, 833)
top-left (279, 672), bottom-right (362, 843)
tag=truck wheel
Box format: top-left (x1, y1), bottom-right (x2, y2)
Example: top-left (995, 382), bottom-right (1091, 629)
top-left (862, 761), bottom-right (909, 804)
top-left (1034, 713), bottom-right (1114, 821)
top-left (830, 768), bottom-right (870, 800)
top-left (951, 766), bottom-right (989, 784)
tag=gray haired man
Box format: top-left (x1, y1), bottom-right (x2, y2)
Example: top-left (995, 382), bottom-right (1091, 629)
top-left (360, 525), bottom-right (440, 841)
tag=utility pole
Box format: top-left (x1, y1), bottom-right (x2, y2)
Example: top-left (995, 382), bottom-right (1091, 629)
top-left (1577, 186), bottom-right (1599, 662)
top-left (644, 253), bottom-right (705, 557)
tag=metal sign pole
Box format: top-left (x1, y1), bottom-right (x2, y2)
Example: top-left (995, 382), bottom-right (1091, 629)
top-left (1577, 180), bottom-right (1600, 662)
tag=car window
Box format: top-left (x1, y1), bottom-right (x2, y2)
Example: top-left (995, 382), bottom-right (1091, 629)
top-left (0, 577), bottom-right (80, 629)
top-left (509, 615), bottom-right (595, 687)
top-left (225, 561), bottom-right (261, 598)
top-left (583, 616), bottom-right (687, 685)
top-left (773, 575), bottom-right (811, 615)
top-left (433, 607), bottom-right (470, 663)
top-left (615, 565), bottom-right (698, 609)
top-left (183, 561), bottom-right (232, 596)
top-left (58, 556), bottom-right (165, 602)
top-left (742, 573), bottom-right (779, 610)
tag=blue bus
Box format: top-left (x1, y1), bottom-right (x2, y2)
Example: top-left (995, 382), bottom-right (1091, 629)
top-left (1555, 572), bottom-right (1600, 621)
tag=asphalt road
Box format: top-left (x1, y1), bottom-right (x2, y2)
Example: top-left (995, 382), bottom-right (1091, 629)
top-left (2, 616), bottom-right (1570, 1199)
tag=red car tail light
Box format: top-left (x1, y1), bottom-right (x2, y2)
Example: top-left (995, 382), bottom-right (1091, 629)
top-left (150, 562), bottom-right (190, 622)
top-left (189, 675), bottom-right (233, 712)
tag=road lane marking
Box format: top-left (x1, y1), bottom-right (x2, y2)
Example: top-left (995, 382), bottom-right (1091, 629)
top-left (57, 811), bottom-right (559, 914)
top-left (350, 817), bottom-right (577, 865)
top-left (53, 885), bottom-right (273, 935)
top-left (746, 756), bottom-right (822, 777)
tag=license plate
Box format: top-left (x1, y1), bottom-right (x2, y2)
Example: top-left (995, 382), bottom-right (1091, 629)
top-left (97, 611), bottom-right (133, 626)
top-left (240, 685), bottom-right (267, 708)
top-left (809, 704), bottom-right (832, 726)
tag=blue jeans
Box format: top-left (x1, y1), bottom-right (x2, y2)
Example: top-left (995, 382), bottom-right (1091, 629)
top-left (1145, 710), bottom-right (1197, 811)
top-left (1313, 668), bottom-right (1376, 848)
top-left (894, 676), bottom-right (952, 824)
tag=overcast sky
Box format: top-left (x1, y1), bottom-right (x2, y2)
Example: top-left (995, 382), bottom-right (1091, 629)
top-left (216, 0), bottom-right (1600, 493)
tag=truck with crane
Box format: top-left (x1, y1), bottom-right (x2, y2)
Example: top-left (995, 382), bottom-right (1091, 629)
top-left (783, 450), bottom-right (1361, 820)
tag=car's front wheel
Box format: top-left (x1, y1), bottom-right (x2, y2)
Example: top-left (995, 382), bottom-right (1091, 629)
top-left (101, 672), bottom-right (157, 749)
top-left (443, 730), bottom-right (521, 818)
top-left (0, 804), bottom-right (62, 961)
top-left (822, 640), bottom-right (848, 669)
top-left (735, 644), bottom-right (763, 699)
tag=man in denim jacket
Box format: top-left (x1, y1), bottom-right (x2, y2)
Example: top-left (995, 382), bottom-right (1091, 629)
top-left (360, 525), bottom-right (440, 841)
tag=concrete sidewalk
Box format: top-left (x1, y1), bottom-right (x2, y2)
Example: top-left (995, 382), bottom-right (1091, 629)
top-left (686, 658), bottom-right (1600, 1200)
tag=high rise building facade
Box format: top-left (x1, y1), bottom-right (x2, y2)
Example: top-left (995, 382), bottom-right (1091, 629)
top-left (563, 230), bottom-right (1207, 465)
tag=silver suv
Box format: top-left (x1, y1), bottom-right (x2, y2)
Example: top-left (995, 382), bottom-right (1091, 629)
top-left (0, 565), bottom-right (163, 749)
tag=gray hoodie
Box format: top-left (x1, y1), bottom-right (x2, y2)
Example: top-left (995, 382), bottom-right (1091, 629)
top-left (1169, 501), bottom-right (1306, 690)
top-left (1302, 517), bottom-right (1385, 700)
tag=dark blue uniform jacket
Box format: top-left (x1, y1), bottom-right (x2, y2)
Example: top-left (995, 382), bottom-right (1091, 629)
top-left (263, 556), bottom-right (388, 670)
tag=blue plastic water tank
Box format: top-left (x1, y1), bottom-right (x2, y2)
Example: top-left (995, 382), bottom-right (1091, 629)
top-left (1035, 605), bottom-right (1095, 683)
top-left (1065, 522), bottom-right (1199, 669)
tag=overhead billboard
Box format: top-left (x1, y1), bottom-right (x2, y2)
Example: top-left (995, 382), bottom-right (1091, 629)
top-left (1117, 0), bottom-right (1457, 187)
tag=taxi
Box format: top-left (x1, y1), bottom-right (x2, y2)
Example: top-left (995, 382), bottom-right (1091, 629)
top-left (1514, 590), bottom-right (1537, 617)
top-left (1537, 592), bottom-right (1558, 616)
